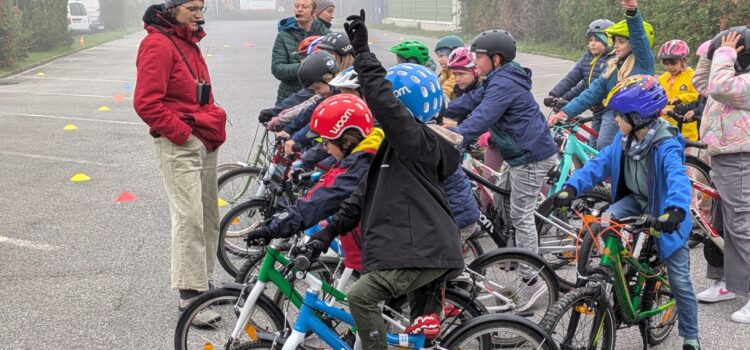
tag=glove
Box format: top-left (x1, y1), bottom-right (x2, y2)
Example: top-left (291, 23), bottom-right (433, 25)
top-left (267, 117), bottom-right (282, 131)
top-left (245, 227), bottom-right (275, 246)
top-left (344, 9), bottom-right (370, 55)
top-left (258, 109), bottom-right (275, 123)
top-left (654, 208), bottom-right (686, 233)
top-left (477, 132), bottom-right (492, 148)
top-left (543, 96), bottom-right (556, 108)
top-left (307, 228), bottom-right (337, 258)
top-left (553, 186), bottom-right (577, 209)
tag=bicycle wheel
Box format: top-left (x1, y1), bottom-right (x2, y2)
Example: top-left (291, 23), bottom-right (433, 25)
top-left (684, 155), bottom-right (715, 244)
top-left (218, 167), bottom-right (264, 220)
top-left (442, 313), bottom-right (559, 350)
top-left (386, 286), bottom-right (487, 337)
top-left (576, 230), bottom-right (604, 282)
top-left (174, 288), bottom-right (286, 350)
top-left (535, 186), bottom-right (611, 291)
top-left (219, 199), bottom-right (269, 277)
top-left (642, 278), bottom-right (677, 345)
top-left (463, 238), bottom-right (484, 264)
top-left (464, 249), bottom-right (559, 323)
top-left (540, 285), bottom-right (616, 350)
top-left (218, 162), bottom-right (245, 175)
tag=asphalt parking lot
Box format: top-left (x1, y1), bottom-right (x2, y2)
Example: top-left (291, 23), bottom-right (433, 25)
top-left (0, 19), bottom-right (747, 349)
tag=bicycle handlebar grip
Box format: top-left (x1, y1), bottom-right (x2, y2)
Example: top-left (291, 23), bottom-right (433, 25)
top-left (273, 124), bottom-right (284, 132)
top-left (543, 97), bottom-right (555, 107)
top-left (684, 140), bottom-right (708, 149)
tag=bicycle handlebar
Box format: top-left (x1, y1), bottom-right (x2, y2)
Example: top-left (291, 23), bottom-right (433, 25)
top-left (665, 109), bottom-right (702, 123)
top-left (684, 140), bottom-right (708, 149)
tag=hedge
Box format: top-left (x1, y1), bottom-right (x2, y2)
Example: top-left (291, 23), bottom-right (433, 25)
top-left (460, 0), bottom-right (750, 64)
top-left (0, 0), bottom-right (24, 67)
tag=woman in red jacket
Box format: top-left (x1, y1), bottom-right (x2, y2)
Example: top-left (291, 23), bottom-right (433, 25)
top-left (133, 0), bottom-right (226, 325)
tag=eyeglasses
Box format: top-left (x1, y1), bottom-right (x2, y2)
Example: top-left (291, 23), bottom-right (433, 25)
top-left (180, 4), bottom-right (207, 14)
top-left (662, 58), bottom-right (679, 66)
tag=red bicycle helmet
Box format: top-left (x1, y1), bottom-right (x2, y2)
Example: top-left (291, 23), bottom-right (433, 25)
top-left (311, 94), bottom-right (373, 140)
top-left (657, 39), bottom-right (690, 59)
top-left (447, 47), bottom-right (477, 76)
top-left (296, 36), bottom-right (322, 57)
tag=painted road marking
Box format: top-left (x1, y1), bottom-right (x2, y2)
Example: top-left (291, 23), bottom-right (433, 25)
top-left (0, 90), bottom-right (133, 100)
top-left (0, 235), bottom-right (59, 251)
top-left (0, 150), bottom-right (121, 167)
top-left (16, 76), bottom-right (133, 83)
top-left (0, 112), bottom-right (141, 125)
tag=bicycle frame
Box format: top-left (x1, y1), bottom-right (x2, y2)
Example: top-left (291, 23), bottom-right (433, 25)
top-left (598, 233), bottom-right (675, 324)
top-left (228, 246), bottom-right (348, 342)
top-left (548, 126), bottom-right (599, 196)
top-left (284, 286), bottom-right (427, 350)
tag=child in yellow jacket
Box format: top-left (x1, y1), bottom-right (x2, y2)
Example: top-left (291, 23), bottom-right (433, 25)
top-left (657, 39), bottom-right (700, 141)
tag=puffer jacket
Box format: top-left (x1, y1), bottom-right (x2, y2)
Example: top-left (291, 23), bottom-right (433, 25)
top-left (692, 48), bottom-right (750, 155)
top-left (134, 4), bottom-right (226, 151)
top-left (441, 165), bottom-right (480, 229)
top-left (447, 61), bottom-right (557, 167)
top-left (271, 17), bottom-right (330, 103)
top-left (562, 10), bottom-right (655, 118)
top-left (439, 67), bottom-right (457, 101)
top-left (550, 48), bottom-right (615, 112)
top-left (658, 68), bottom-right (700, 141)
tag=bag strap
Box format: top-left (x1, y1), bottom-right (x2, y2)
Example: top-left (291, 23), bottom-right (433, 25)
top-left (153, 26), bottom-right (200, 81)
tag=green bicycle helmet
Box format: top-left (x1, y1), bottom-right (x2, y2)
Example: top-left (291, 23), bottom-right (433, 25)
top-left (605, 19), bottom-right (655, 48)
top-left (435, 35), bottom-right (464, 53)
top-left (389, 40), bottom-right (431, 65)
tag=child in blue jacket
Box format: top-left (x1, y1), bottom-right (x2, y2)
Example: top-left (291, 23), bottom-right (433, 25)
top-left (549, 0), bottom-right (655, 150)
top-left (445, 29), bottom-right (558, 307)
top-left (553, 74), bottom-right (700, 350)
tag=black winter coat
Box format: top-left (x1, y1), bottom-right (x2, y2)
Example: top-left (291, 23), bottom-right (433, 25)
top-left (325, 52), bottom-right (465, 273)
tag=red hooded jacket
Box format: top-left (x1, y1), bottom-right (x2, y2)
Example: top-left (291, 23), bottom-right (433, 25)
top-left (134, 6), bottom-right (226, 151)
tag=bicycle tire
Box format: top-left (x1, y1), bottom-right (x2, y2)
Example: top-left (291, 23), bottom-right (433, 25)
top-left (218, 162), bottom-right (245, 175)
top-left (540, 285), bottom-right (616, 350)
top-left (218, 166), bottom-right (264, 220)
top-left (442, 313), bottom-right (559, 350)
top-left (684, 155), bottom-right (716, 240)
top-left (465, 248), bottom-right (559, 323)
top-left (174, 287), bottom-right (286, 350)
top-left (218, 198), bottom-right (269, 277)
top-left (463, 238), bottom-right (484, 264)
top-left (535, 186), bottom-right (611, 291)
top-left (641, 278), bottom-right (677, 345)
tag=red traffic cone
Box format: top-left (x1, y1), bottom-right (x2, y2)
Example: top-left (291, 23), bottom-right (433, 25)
top-left (79, 36), bottom-right (86, 47)
top-left (115, 192), bottom-right (138, 203)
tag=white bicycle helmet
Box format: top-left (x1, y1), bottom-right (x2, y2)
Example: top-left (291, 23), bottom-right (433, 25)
top-left (328, 67), bottom-right (360, 89)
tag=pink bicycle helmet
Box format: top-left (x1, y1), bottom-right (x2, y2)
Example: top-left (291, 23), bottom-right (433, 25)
top-left (696, 40), bottom-right (711, 58)
top-left (447, 47), bottom-right (477, 76)
top-left (657, 39), bottom-right (690, 59)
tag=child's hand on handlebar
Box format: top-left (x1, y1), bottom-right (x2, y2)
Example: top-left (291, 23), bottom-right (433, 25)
top-left (284, 140), bottom-right (297, 155)
top-left (548, 111), bottom-right (568, 126)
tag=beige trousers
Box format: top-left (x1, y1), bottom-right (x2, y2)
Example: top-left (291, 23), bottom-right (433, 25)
top-left (156, 135), bottom-right (219, 291)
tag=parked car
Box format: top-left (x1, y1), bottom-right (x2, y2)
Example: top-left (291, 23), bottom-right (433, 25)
top-left (67, 1), bottom-right (90, 33)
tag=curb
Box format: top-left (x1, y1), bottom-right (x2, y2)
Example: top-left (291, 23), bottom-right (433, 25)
top-left (0, 31), bottom-right (139, 80)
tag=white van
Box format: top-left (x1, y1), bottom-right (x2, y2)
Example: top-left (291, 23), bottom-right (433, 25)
top-left (67, 1), bottom-right (90, 33)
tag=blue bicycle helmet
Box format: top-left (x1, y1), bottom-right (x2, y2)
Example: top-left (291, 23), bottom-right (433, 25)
top-left (385, 63), bottom-right (443, 123)
top-left (604, 74), bottom-right (668, 130)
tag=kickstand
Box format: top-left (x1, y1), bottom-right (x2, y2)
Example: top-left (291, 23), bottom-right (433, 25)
top-left (639, 322), bottom-right (650, 350)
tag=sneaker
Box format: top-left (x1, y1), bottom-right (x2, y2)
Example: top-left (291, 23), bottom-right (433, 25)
top-left (696, 280), bottom-right (736, 303)
top-left (683, 342), bottom-right (700, 350)
top-left (515, 278), bottom-right (546, 312)
top-left (730, 300), bottom-right (750, 324)
top-left (404, 313), bottom-right (441, 339)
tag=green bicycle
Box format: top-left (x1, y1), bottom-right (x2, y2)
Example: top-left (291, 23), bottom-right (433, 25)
top-left (540, 209), bottom-right (678, 349)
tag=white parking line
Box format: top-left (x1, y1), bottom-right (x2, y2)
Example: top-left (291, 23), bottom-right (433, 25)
top-left (0, 90), bottom-right (133, 100)
top-left (535, 73), bottom-right (566, 78)
top-left (0, 150), bottom-right (121, 167)
top-left (0, 111), bottom-right (142, 125)
top-left (15, 76), bottom-right (134, 83)
top-left (0, 235), bottom-right (59, 251)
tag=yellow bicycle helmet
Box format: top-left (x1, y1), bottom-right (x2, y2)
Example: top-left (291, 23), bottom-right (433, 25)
top-left (605, 19), bottom-right (655, 48)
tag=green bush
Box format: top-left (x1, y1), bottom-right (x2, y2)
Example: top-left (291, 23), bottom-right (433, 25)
top-left (18, 0), bottom-right (72, 51)
top-left (0, 0), bottom-right (25, 67)
top-left (460, 0), bottom-right (750, 63)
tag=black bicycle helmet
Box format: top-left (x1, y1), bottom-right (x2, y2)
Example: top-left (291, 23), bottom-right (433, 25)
top-left (298, 51), bottom-right (339, 88)
top-left (317, 32), bottom-right (354, 57)
top-left (707, 25), bottom-right (750, 73)
top-left (586, 19), bottom-right (615, 36)
top-left (470, 29), bottom-right (516, 62)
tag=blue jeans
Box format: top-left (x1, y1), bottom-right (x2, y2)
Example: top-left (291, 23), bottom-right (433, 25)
top-left (595, 109), bottom-right (618, 151)
top-left (607, 195), bottom-right (700, 339)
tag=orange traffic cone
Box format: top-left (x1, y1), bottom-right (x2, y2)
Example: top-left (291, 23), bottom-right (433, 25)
top-left (79, 36), bottom-right (85, 47)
